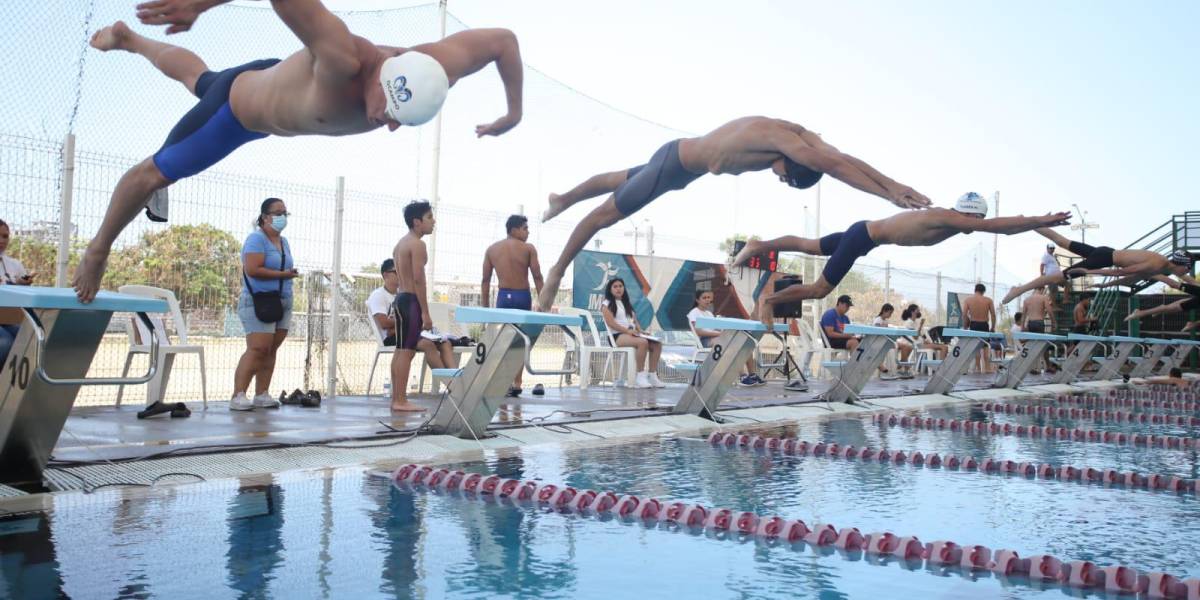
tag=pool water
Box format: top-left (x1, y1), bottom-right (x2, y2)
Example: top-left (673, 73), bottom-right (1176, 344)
top-left (2, 403), bottom-right (1198, 599)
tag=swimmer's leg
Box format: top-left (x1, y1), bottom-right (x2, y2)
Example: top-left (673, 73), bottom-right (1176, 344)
top-left (1035, 227), bottom-right (1074, 250)
top-left (538, 197), bottom-right (624, 310)
top-left (731, 235), bottom-right (823, 267)
top-left (1001, 273), bottom-right (1067, 305)
top-left (74, 158), bottom-right (171, 302)
top-left (544, 169), bottom-right (630, 222)
top-left (91, 20), bottom-right (209, 94)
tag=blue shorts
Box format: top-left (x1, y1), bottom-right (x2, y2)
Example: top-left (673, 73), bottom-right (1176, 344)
top-left (237, 292), bottom-right (293, 334)
top-left (613, 139), bottom-right (705, 216)
top-left (495, 288), bottom-right (532, 310)
top-left (152, 58), bottom-right (280, 182)
top-left (818, 220), bottom-right (878, 286)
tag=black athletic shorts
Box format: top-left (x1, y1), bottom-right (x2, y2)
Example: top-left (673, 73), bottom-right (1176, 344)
top-left (1064, 241), bottom-right (1115, 280)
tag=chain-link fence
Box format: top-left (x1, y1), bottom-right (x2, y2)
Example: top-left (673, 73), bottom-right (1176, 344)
top-left (1, 1), bottom-right (1035, 405)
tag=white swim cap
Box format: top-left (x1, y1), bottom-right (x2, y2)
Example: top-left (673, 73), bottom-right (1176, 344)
top-left (954, 192), bottom-right (988, 217)
top-left (379, 52), bottom-right (449, 126)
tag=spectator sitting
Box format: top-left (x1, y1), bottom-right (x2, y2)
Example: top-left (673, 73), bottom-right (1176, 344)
top-left (901, 304), bottom-right (948, 360)
top-left (688, 289), bottom-right (764, 387)
top-left (365, 258), bottom-right (456, 388)
top-left (602, 277), bottom-right (664, 389)
top-left (872, 303), bottom-right (913, 378)
top-left (821, 294), bottom-right (859, 353)
top-left (0, 218), bottom-right (34, 365)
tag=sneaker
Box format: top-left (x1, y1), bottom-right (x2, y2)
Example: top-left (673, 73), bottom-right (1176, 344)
top-left (738, 374), bottom-right (757, 387)
top-left (230, 393), bottom-right (253, 411)
top-left (750, 374), bottom-right (767, 387)
top-left (650, 373), bottom-right (667, 388)
top-left (784, 379), bottom-right (809, 392)
top-left (532, 384), bottom-right (546, 396)
top-left (634, 372), bottom-right (653, 389)
top-left (253, 392), bottom-right (281, 409)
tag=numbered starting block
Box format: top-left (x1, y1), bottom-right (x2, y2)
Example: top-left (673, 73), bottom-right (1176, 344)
top-left (0, 287), bottom-right (166, 489)
top-left (819, 324), bottom-right (917, 404)
top-left (1091, 336), bottom-right (1143, 381)
top-left (997, 331), bottom-right (1067, 389)
top-left (673, 317), bottom-right (789, 419)
top-left (1127, 338), bottom-right (1174, 379)
top-left (1158, 339), bottom-right (1200, 376)
top-left (923, 328), bottom-right (1004, 394)
top-left (1052, 333), bottom-right (1108, 384)
top-left (428, 307), bottom-right (579, 439)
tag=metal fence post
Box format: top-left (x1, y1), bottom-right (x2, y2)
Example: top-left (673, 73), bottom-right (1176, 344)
top-left (884, 260), bottom-right (891, 304)
top-left (55, 133), bottom-right (76, 287)
top-left (935, 271), bottom-right (943, 325)
top-left (327, 176), bottom-right (345, 398)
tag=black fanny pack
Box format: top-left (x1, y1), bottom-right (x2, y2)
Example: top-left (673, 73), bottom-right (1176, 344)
top-left (244, 243), bottom-right (286, 323)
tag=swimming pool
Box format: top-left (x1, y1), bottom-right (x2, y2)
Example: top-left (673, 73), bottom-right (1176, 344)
top-left (2, 393), bottom-right (1198, 598)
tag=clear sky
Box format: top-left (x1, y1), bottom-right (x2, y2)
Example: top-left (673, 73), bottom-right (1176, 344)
top-left (4, 0), bottom-right (1196, 288)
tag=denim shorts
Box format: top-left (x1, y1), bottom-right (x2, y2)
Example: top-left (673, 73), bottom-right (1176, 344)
top-left (237, 292), bottom-right (293, 334)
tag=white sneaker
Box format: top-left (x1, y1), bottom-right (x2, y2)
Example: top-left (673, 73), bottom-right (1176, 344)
top-left (253, 392), bottom-right (281, 409)
top-left (650, 373), bottom-right (667, 388)
top-left (230, 393), bottom-right (254, 411)
top-left (634, 372), bottom-right (653, 389)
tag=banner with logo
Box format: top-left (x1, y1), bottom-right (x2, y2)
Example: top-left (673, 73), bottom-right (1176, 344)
top-left (572, 250), bottom-right (776, 332)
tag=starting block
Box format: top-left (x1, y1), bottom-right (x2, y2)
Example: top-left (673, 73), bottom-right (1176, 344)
top-left (923, 328), bottom-right (1004, 394)
top-left (0, 286), bottom-right (166, 489)
top-left (1158, 339), bottom-right (1200, 376)
top-left (1052, 333), bottom-right (1108, 384)
top-left (820, 324), bottom-right (916, 403)
top-left (998, 331), bottom-right (1067, 388)
top-left (673, 317), bottom-right (788, 419)
top-left (1091, 336), bottom-right (1142, 381)
top-left (1128, 338), bottom-right (1174, 378)
top-left (428, 307), bottom-right (579, 439)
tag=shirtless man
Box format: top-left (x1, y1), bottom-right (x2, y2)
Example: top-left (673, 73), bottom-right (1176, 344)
top-left (390, 201), bottom-right (436, 412)
top-left (535, 116), bottom-right (933, 310)
top-left (481, 214), bottom-right (544, 396)
top-left (1021, 286), bottom-right (1055, 334)
top-left (76, 0), bottom-right (524, 302)
top-left (732, 193), bottom-right (1070, 324)
top-left (962, 283), bottom-right (997, 374)
top-left (1000, 228), bottom-right (1194, 304)
top-left (1072, 297), bottom-right (1096, 334)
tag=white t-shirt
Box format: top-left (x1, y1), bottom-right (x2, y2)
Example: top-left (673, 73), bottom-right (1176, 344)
top-left (871, 316), bottom-right (889, 327)
top-left (0, 254), bottom-right (28, 285)
top-left (687, 307), bottom-right (714, 327)
top-left (603, 299), bottom-right (635, 330)
top-left (1041, 252), bottom-right (1061, 276)
top-left (366, 287), bottom-right (395, 339)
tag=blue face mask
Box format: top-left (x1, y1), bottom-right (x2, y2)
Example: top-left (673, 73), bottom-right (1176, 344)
top-left (270, 215), bottom-right (288, 232)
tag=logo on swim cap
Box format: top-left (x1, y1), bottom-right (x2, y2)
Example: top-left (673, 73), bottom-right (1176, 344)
top-left (379, 52), bottom-right (448, 126)
top-left (390, 76), bottom-right (412, 103)
top-left (954, 192), bottom-right (988, 217)
top-left (1169, 250), bottom-right (1194, 266)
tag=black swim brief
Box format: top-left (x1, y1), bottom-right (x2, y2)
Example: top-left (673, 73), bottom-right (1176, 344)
top-left (392, 292), bottom-right (424, 351)
top-left (817, 221), bottom-right (878, 287)
top-left (613, 139), bottom-right (705, 216)
top-left (968, 321), bottom-right (990, 333)
top-left (1026, 320), bottom-right (1046, 334)
top-left (1063, 241), bottom-right (1115, 279)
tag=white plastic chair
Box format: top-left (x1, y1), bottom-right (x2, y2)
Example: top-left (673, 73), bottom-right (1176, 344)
top-left (560, 307), bottom-right (635, 389)
top-left (365, 312), bottom-right (393, 396)
top-left (815, 322), bottom-right (850, 378)
top-left (116, 285), bottom-right (208, 408)
top-left (687, 319), bottom-right (714, 363)
top-left (422, 302), bottom-right (473, 393)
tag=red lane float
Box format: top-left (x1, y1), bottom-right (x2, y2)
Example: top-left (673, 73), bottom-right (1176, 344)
top-left (392, 463), bottom-right (1197, 598)
top-left (869, 412), bottom-right (1199, 451)
top-left (980, 402), bottom-right (1200, 426)
top-left (1051, 392), bottom-right (1200, 413)
top-left (707, 432), bottom-right (1197, 495)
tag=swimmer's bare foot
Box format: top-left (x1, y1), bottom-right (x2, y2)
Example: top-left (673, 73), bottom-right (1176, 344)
top-left (390, 401), bottom-right (426, 412)
top-left (1183, 321), bottom-right (1197, 333)
top-left (731, 238), bottom-right (765, 268)
top-left (72, 246), bottom-right (110, 303)
top-left (542, 193), bottom-right (567, 223)
top-left (537, 270), bottom-right (563, 311)
top-left (90, 21), bottom-right (132, 52)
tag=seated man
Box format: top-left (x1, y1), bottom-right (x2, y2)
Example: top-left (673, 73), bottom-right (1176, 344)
top-left (821, 295), bottom-right (859, 355)
top-left (1001, 228), bottom-right (1194, 304)
top-left (535, 116), bottom-right (933, 310)
top-left (365, 257), bottom-right (456, 398)
top-left (734, 193), bottom-right (1070, 324)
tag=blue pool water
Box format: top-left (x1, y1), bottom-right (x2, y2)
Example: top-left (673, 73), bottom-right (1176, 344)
top-left (3, 405), bottom-right (1199, 599)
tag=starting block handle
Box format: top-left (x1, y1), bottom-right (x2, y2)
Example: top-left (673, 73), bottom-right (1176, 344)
top-left (22, 308), bottom-right (161, 386)
top-left (509, 323), bottom-right (579, 376)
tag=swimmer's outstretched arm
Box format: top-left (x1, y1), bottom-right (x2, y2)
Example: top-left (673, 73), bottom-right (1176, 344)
top-left (769, 135), bottom-right (894, 204)
top-left (417, 29), bottom-right (523, 137)
top-left (1096, 273), bottom-right (1155, 289)
top-left (794, 129), bottom-right (931, 209)
top-left (953, 212), bottom-right (1071, 235)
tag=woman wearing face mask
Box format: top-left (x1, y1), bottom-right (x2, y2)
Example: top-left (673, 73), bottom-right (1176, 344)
top-left (232, 198), bottom-right (298, 411)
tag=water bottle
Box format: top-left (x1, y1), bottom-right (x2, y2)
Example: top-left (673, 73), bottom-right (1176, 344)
top-left (383, 379), bottom-right (392, 398)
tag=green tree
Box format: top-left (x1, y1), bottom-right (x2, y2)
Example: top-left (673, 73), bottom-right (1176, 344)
top-left (103, 224), bottom-right (243, 311)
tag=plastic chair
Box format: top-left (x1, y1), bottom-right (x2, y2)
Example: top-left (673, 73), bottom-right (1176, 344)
top-left (559, 307), bottom-right (635, 389)
top-left (687, 319), bottom-right (714, 363)
top-left (422, 302), bottom-right (473, 392)
top-left (364, 313), bottom-right (393, 396)
top-left (116, 285), bottom-right (208, 408)
top-left (816, 322), bottom-right (850, 378)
